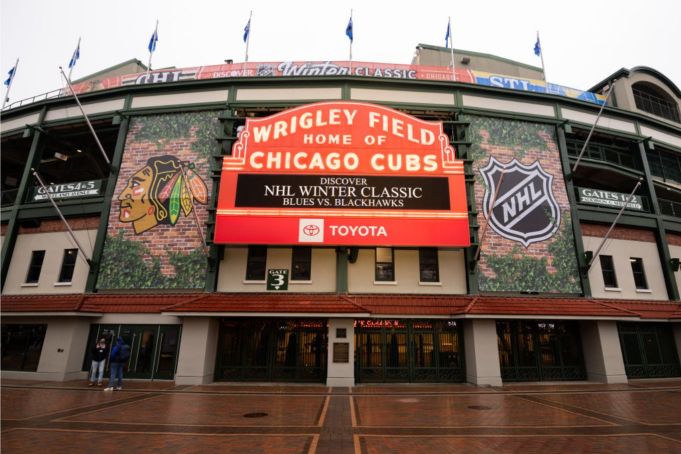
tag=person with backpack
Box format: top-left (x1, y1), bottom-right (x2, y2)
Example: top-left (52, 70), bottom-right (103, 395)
top-left (104, 336), bottom-right (130, 391)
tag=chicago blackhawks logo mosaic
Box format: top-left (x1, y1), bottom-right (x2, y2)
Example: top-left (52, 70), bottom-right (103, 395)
top-left (118, 155), bottom-right (208, 234)
top-left (480, 157), bottom-right (560, 247)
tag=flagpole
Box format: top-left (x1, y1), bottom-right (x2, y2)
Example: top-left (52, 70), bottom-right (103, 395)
top-left (474, 168), bottom-right (507, 262)
top-left (349, 9), bottom-right (353, 64)
top-left (68, 37), bottom-right (81, 82)
top-left (586, 178), bottom-right (643, 269)
top-left (449, 17), bottom-right (455, 81)
top-left (571, 82), bottom-right (616, 173)
top-left (31, 168), bottom-right (92, 267)
top-left (537, 31), bottom-right (546, 81)
top-left (2, 58), bottom-right (18, 111)
top-left (59, 66), bottom-right (111, 166)
top-left (245, 11), bottom-right (252, 62)
top-left (147, 19), bottom-right (158, 77)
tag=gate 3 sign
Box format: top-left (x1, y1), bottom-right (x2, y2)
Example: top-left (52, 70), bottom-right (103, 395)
top-left (214, 102), bottom-right (469, 246)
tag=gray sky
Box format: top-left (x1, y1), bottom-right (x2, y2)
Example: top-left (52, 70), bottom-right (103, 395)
top-left (2, 0), bottom-right (680, 104)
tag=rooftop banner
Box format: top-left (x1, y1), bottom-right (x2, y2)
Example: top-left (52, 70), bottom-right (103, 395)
top-left (214, 102), bottom-right (469, 246)
top-left (68, 61), bottom-right (473, 94)
top-left (65, 60), bottom-right (604, 105)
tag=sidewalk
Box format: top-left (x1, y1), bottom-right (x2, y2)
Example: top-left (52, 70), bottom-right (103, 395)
top-left (2, 379), bottom-right (681, 453)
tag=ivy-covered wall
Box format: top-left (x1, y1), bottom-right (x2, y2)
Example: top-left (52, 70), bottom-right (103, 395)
top-left (97, 111), bottom-right (220, 290)
top-left (465, 115), bottom-right (581, 293)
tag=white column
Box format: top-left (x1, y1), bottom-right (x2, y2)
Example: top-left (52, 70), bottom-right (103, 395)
top-left (174, 318), bottom-right (219, 385)
top-left (326, 318), bottom-right (355, 387)
top-left (580, 320), bottom-right (628, 383)
top-left (463, 319), bottom-right (502, 386)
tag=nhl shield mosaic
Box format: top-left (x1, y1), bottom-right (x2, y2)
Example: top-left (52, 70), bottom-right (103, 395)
top-left (480, 157), bottom-right (560, 247)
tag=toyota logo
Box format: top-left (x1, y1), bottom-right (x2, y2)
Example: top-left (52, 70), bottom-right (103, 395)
top-left (303, 224), bottom-right (320, 236)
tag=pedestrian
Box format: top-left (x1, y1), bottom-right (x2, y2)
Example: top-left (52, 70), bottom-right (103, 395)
top-left (104, 336), bottom-right (130, 391)
top-left (88, 337), bottom-right (107, 387)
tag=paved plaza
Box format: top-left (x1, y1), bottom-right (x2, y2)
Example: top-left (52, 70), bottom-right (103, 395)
top-left (2, 379), bottom-right (681, 453)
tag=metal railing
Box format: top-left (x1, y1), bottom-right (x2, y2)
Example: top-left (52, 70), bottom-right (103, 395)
top-left (2, 88), bottom-right (64, 111)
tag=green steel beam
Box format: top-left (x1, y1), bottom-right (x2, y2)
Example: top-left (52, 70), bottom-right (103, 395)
top-left (557, 126), bottom-right (591, 296)
top-left (637, 140), bottom-right (679, 300)
top-left (1, 107), bottom-right (47, 289)
top-left (84, 98), bottom-right (132, 291)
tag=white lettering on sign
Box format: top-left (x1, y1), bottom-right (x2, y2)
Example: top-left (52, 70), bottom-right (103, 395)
top-left (367, 111), bottom-right (435, 145)
top-left (329, 225), bottom-right (388, 237)
top-left (252, 109), bottom-right (358, 142)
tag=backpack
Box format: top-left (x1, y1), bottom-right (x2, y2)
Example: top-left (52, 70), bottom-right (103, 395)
top-left (119, 344), bottom-right (131, 361)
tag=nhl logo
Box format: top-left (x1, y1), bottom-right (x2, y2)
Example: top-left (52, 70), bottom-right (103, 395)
top-left (480, 157), bottom-right (560, 247)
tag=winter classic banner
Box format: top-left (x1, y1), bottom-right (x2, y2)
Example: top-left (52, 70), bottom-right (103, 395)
top-left (214, 102), bottom-right (469, 247)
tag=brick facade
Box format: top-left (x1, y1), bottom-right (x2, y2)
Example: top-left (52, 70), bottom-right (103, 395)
top-left (581, 223), bottom-right (656, 242)
top-left (101, 113), bottom-right (214, 283)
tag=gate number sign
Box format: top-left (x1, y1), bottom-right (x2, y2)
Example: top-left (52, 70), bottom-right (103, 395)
top-left (267, 269), bottom-right (289, 291)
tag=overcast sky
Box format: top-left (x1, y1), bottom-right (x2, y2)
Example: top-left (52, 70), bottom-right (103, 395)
top-left (2, 0), bottom-right (680, 105)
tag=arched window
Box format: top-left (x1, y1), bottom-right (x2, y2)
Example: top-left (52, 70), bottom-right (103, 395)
top-left (632, 82), bottom-right (680, 123)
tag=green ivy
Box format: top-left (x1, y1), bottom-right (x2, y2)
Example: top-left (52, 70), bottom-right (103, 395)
top-left (479, 216), bottom-right (581, 293)
top-left (463, 115), bottom-right (556, 163)
top-left (167, 247), bottom-right (208, 288)
top-left (132, 111), bottom-right (221, 159)
top-left (97, 230), bottom-right (207, 289)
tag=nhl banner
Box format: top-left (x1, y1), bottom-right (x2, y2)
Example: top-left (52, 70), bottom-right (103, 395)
top-left (467, 115), bottom-right (581, 293)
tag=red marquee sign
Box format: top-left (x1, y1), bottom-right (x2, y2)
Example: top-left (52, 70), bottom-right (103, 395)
top-left (214, 102), bottom-right (469, 246)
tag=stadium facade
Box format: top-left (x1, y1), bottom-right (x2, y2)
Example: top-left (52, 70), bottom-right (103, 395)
top-left (2, 45), bottom-right (680, 386)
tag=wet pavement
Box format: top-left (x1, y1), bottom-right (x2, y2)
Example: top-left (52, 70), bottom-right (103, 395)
top-left (2, 378), bottom-right (681, 453)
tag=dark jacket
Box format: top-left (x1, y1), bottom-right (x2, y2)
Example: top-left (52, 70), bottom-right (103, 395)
top-left (91, 343), bottom-right (107, 362)
top-left (109, 337), bottom-right (130, 364)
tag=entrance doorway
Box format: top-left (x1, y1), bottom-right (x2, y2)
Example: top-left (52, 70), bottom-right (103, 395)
top-left (496, 320), bottom-right (586, 382)
top-left (618, 322), bottom-right (681, 378)
top-left (83, 324), bottom-right (181, 380)
top-left (354, 320), bottom-right (465, 383)
top-left (215, 319), bottom-right (327, 382)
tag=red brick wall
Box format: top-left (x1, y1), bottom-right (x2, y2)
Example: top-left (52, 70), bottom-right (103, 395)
top-left (580, 223), bottom-right (656, 242)
top-left (17, 217), bottom-right (100, 234)
top-left (666, 233), bottom-right (681, 246)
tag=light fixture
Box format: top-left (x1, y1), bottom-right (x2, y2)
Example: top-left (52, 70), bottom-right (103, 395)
top-left (54, 152), bottom-right (69, 161)
top-left (76, 148), bottom-right (82, 153)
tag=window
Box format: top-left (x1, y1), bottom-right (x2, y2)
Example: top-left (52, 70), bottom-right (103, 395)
top-left (245, 246), bottom-right (267, 281)
top-left (599, 255), bottom-right (618, 288)
top-left (1, 324), bottom-right (47, 371)
top-left (375, 248), bottom-right (395, 282)
top-left (630, 257), bottom-right (649, 290)
top-left (25, 250), bottom-right (46, 284)
top-left (291, 247), bottom-right (311, 281)
top-left (58, 248), bottom-right (78, 283)
top-left (633, 82), bottom-right (680, 123)
top-left (419, 248), bottom-right (439, 282)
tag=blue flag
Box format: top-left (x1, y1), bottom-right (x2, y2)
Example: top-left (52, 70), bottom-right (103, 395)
top-left (346, 16), bottom-right (353, 42)
top-left (445, 20), bottom-right (451, 48)
top-left (534, 35), bottom-right (541, 57)
top-left (243, 18), bottom-right (251, 43)
top-left (4, 65), bottom-right (16, 86)
top-left (68, 42), bottom-right (80, 69)
top-left (148, 27), bottom-right (158, 53)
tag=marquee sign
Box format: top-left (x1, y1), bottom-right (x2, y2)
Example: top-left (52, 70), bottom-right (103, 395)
top-left (214, 102), bottom-right (469, 246)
